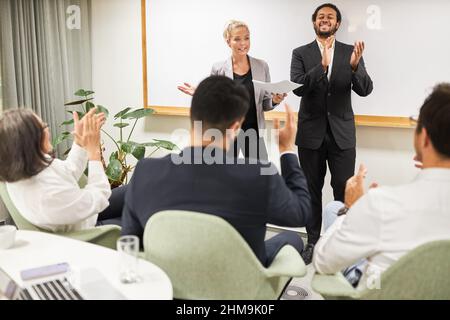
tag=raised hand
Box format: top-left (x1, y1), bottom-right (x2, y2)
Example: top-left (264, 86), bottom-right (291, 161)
top-left (73, 108), bottom-right (103, 161)
top-left (350, 41), bottom-right (365, 71)
top-left (322, 36), bottom-right (334, 71)
top-left (177, 83), bottom-right (196, 96)
top-left (272, 93), bottom-right (287, 105)
top-left (273, 104), bottom-right (297, 153)
top-left (344, 164), bottom-right (368, 208)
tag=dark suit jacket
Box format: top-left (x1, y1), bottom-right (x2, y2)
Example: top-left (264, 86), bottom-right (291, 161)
top-left (290, 40), bottom-right (373, 150)
top-left (121, 147), bottom-right (311, 266)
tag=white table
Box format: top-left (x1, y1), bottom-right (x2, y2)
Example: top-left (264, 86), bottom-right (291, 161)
top-left (0, 231), bottom-right (172, 300)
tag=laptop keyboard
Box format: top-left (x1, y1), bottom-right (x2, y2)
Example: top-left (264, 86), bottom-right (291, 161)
top-left (18, 278), bottom-right (84, 300)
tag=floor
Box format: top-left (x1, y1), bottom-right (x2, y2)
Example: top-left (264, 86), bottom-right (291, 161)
top-left (265, 229), bottom-right (324, 300)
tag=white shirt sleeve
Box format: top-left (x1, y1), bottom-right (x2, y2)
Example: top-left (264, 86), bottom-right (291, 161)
top-left (38, 160), bottom-right (112, 226)
top-left (313, 190), bottom-right (383, 274)
top-left (62, 143), bottom-right (89, 181)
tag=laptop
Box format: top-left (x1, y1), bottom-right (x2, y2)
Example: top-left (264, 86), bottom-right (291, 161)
top-left (0, 263), bottom-right (126, 300)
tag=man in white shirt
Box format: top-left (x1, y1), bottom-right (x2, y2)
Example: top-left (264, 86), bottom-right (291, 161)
top-left (313, 83), bottom-right (450, 291)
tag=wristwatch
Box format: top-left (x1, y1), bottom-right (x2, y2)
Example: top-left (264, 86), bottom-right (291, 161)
top-left (337, 206), bottom-right (350, 216)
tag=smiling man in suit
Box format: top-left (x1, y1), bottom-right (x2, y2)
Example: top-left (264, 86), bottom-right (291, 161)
top-left (290, 3), bottom-right (373, 264)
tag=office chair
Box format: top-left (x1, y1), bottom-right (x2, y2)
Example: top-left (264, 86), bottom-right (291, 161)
top-left (0, 182), bottom-right (121, 250)
top-left (312, 240), bottom-right (450, 299)
top-left (143, 210), bottom-right (307, 300)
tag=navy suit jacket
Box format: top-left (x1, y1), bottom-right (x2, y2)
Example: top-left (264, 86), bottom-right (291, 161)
top-left (121, 147), bottom-right (311, 265)
top-left (291, 40), bottom-right (373, 150)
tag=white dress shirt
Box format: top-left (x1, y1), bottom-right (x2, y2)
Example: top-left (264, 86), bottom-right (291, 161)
top-left (6, 144), bottom-right (112, 232)
top-left (317, 39), bottom-right (335, 81)
top-left (313, 168), bottom-right (450, 291)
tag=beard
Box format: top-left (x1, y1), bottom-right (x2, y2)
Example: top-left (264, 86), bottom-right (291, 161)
top-left (314, 24), bottom-right (338, 38)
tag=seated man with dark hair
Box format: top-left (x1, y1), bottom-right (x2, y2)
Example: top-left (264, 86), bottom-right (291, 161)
top-left (121, 75), bottom-right (311, 267)
top-left (313, 83), bottom-right (450, 289)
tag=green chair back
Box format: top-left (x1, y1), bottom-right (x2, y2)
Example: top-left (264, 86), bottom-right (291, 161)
top-left (312, 240), bottom-right (450, 300)
top-left (0, 182), bottom-right (42, 231)
top-left (144, 210), bottom-right (306, 300)
top-left (0, 182), bottom-right (121, 250)
top-left (363, 240), bottom-right (450, 300)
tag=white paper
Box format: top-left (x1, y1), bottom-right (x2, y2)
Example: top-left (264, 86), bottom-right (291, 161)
top-left (252, 80), bottom-right (303, 94)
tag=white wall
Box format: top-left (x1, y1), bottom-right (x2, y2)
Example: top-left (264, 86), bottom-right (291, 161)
top-left (91, 0), bottom-right (419, 207)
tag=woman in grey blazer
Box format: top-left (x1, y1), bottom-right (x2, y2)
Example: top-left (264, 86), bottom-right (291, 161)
top-left (178, 20), bottom-right (285, 161)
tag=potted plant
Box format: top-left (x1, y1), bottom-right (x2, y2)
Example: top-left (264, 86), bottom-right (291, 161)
top-left (54, 89), bottom-right (178, 188)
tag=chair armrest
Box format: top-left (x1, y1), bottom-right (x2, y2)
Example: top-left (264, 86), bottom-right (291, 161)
top-left (311, 272), bottom-right (360, 299)
top-left (61, 225), bottom-right (122, 250)
top-left (264, 245), bottom-right (306, 278)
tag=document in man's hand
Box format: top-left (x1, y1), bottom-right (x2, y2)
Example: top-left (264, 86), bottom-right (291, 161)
top-left (252, 80), bottom-right (303, 94)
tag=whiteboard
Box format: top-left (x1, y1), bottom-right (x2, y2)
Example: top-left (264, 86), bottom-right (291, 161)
top-left (146, 0), bottom-right (450, 117)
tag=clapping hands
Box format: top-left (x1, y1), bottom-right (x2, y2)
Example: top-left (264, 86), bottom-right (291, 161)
top-left (350, 41), bottom-right (365, 72)
top-left (73, 108), bottom-right (105, 160)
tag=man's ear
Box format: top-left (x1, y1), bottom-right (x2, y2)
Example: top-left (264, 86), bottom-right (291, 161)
top-left (422, 127), bottom-right (432, 149)
top-left (336, 21), bottom-right (341, 31)
top-left (229, 120), bottom-right (242, 133)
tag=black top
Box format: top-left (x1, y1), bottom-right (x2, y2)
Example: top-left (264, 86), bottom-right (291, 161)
top-left (233, 69), bottom-right (258, 131)
top-left (121, 148), bottom-right (311, 267)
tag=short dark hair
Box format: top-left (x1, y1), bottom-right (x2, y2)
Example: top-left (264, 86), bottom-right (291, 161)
top-left (190, 76), bottom-right (250, 133)
top-left (0, 108), bottom-right (53, 182)
top-left (312, 3), bottom-right (342, 23)
top-left (416, 83), bottom-right (450, 158)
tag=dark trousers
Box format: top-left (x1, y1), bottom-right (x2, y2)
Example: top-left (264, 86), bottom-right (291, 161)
top-left (230, 130), bottom-right (268, 162)
top-left (96, 185), bottom-right (127, 227)
top-left (265, 231), bottom-right (304, 267)
top-left (298, 126), bottom-right (355, 244)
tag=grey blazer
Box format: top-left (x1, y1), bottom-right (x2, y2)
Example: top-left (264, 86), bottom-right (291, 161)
top-left (210, 55), bottom-right (275, 130)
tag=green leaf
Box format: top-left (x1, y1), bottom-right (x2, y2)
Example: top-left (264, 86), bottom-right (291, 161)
top-left (64, 98), bottom-right (93, 106)
top-left (132, 145), bottom-right (146, 160)
top-left (143, 139), bottom-right (178, 151)
top-left (113, 123), bottom-right (130, 128)
top-left (114, 107), bottom-right (132, 119)
top-left (86, 101), bottom-right (96, 113)
top-left (74, 89), bottom-right (87, 97)
top-left (52, 132), bottom-right (71, 147)
top-left (61, 119), bottom-right (74, 126)
top-left (74, 89), bottom-right (94, 97)
top-left (120, 142), bottom-right (134, 154)
top-left (109, 151), bottom-right (118, 162)
top-left (106, 159), bottom-right (123, 182)
top-left (97, 105), bottom-right (109, 117)
top-left (120, 141), bottom-right (145, 160)
top-left (122, 108), bottom-right (154, 120)
top-left (66, 111), bottom-right (85, 120)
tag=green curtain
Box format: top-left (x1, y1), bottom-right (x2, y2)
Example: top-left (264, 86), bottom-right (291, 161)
top-left (0, 0), bottom-right (92, 154)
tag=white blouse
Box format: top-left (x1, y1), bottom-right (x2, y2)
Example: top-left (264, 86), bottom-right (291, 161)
top-left (6, 144), bottom-right (111, 232)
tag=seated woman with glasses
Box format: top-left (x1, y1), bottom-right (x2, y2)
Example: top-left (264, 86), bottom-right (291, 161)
top-left (0, 108), bottom-right (124, 232)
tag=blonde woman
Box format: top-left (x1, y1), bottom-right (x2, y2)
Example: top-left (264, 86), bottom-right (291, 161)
top-left (178, 20), bottom-right (285, 161)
